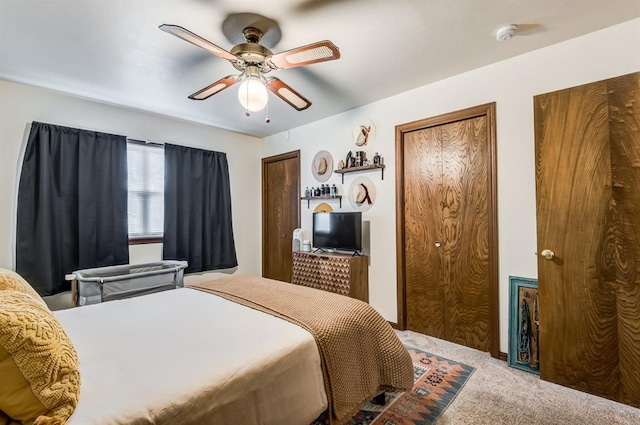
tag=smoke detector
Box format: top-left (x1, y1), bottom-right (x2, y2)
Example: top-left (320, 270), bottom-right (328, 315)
top-left (496, 24), bottom-right (518, 41)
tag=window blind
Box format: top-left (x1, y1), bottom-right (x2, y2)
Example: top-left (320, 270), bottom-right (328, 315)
top-left (127, 142), bottom-right (164, 238)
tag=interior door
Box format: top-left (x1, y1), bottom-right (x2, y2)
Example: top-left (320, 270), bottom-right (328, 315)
top-left (404, 126), bottom-right (445, 338)
top-left (441, 117), bottom-right (491, 350)
top-left (397, 103), bottom-right (498, 357)
top-left (535, 72), bottom-right (640, 407)
top-left (262, 150), bottom-right (300, 282)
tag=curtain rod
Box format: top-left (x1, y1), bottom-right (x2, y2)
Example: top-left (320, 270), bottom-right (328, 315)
top-left (126, 137), bottom-right (164, 147)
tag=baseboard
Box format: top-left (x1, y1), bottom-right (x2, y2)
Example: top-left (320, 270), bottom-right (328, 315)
top-left (394, 326), bottom-right (507, 359)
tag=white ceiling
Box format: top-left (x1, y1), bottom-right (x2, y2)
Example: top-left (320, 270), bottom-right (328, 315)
top-left (1, 0), bottom-right (639, 138)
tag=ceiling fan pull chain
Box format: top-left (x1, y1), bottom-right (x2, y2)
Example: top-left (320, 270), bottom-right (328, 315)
top-left (265, 95), bottom-right (271, 124)
top-left (245, 78), bottom-right (251, 116)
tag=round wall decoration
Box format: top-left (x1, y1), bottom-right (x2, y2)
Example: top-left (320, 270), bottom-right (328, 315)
top-left (348, 176), bottom-right (376, 212)
top-left (351, 119), bottom-right (376, 154)
top-left (313, 202), bottom-right (334, 213)
top-left (312, 150), bottom-right (333, 182)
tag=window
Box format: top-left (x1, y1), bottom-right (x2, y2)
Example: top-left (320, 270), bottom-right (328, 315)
top-left (127, 142), bottom-right (164, 241)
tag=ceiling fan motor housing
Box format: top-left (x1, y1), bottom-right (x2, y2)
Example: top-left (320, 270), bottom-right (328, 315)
top-left (230, 43), bottom-right (273, 72)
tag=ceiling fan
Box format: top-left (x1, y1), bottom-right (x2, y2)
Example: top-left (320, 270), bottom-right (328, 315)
top-left (159, 17), bottom-right (340, 117)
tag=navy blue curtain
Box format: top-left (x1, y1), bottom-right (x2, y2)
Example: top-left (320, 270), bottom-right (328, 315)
top-left (16, 122), bottom-right (129, 295)
top-left (163, 143), bottom-right (238, 273)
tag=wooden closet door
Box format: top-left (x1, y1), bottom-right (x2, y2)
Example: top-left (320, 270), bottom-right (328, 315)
top-left (441, 117), bottom-right (491, 351)
top-left (404, 126), bottom-right (445, 338)
top-left (400, 104), bottom-right (496, 354)
top-left (535, 72), bottom-right (640, 407)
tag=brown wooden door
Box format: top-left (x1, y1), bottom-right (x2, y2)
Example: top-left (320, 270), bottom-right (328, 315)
top-left (396, 103), bottom-right (499, 357)
top-left (535, 72), bottom-right (640, 407)
top-left (262, 151), bottom-right (300, 282)
top-left (403, 125), bottom-right (445, 338)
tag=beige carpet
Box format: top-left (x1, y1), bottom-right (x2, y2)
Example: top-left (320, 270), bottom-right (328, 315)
top-left (396, 330), bottom-right (640, 425)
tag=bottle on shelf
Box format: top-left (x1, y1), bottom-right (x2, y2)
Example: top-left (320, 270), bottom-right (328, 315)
top-left (331, 184), bottom-right (337, 197)
top-left (373, 152), bottom-right (381, 165)
top-left (305, 187), bottom-right (310, 197)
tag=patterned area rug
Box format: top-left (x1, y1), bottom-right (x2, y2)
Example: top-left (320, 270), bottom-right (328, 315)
top-left (313, 346), bottom-right (475, 425)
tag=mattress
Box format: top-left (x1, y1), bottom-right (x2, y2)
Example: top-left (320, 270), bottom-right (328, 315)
top-left (54, 287), bottom-right (328, 425)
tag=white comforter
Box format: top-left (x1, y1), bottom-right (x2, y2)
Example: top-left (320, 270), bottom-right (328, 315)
top-left (55, 287), bottom-right (327, 425)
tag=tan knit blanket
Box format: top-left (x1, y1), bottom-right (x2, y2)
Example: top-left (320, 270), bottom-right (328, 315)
top-left (189, 274), bottom-right (414, 425)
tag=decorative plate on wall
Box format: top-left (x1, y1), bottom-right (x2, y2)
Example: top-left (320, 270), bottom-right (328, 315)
top-left (348, 176), bottom-right (376, 212)
top-left (312, 150), bottom-right (333, 182)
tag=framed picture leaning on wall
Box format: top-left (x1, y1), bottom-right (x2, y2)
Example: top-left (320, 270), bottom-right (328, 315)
top-left (508, 276), bottom-right (540, 374)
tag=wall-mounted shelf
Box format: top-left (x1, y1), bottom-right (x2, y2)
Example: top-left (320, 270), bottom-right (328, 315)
top-left (334, 164), bottom-right (385, 183)
top-left (301, 195), bottom-right (342, 209)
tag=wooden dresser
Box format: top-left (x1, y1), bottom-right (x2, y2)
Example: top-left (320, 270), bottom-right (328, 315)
top-left (291, 251), bottom-right (368, 302)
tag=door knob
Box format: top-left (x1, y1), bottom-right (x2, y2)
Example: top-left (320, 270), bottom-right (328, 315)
top-left (540, 249), bottom-right (555, 260)
top-left (435, 242), bottom-right (441, 248)
top-left (282, 234), bottom-right (286, 237)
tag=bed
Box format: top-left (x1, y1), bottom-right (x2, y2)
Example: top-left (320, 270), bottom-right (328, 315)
top-left (0, 272), bottom-right (413, 425)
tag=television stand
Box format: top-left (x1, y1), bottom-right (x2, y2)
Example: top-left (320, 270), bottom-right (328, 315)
top-left (291, 251), bottom-right (368, 302)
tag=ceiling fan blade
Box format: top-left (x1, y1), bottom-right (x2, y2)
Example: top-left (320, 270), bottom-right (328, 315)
top-left (266, 77), bottom-right (311, 111)
top-left (267, 40), bottom-right (340, 70)
top-left (188, 75), bottom-right (239, 100)
top-left (159, 24), bottom-right (237, 62)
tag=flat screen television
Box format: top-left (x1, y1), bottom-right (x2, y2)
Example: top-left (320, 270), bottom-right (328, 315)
top-left (312, 212), bottom-right (362, 252)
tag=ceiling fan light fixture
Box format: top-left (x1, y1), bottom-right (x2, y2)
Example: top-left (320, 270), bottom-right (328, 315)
top-left (238, 66), bottom-right (268, 112)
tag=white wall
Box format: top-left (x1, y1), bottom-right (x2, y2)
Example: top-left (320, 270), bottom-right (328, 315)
top-left (262, 19), bottom-right (640, 353)
top-left (0, 80), bottom-right (262, 288)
